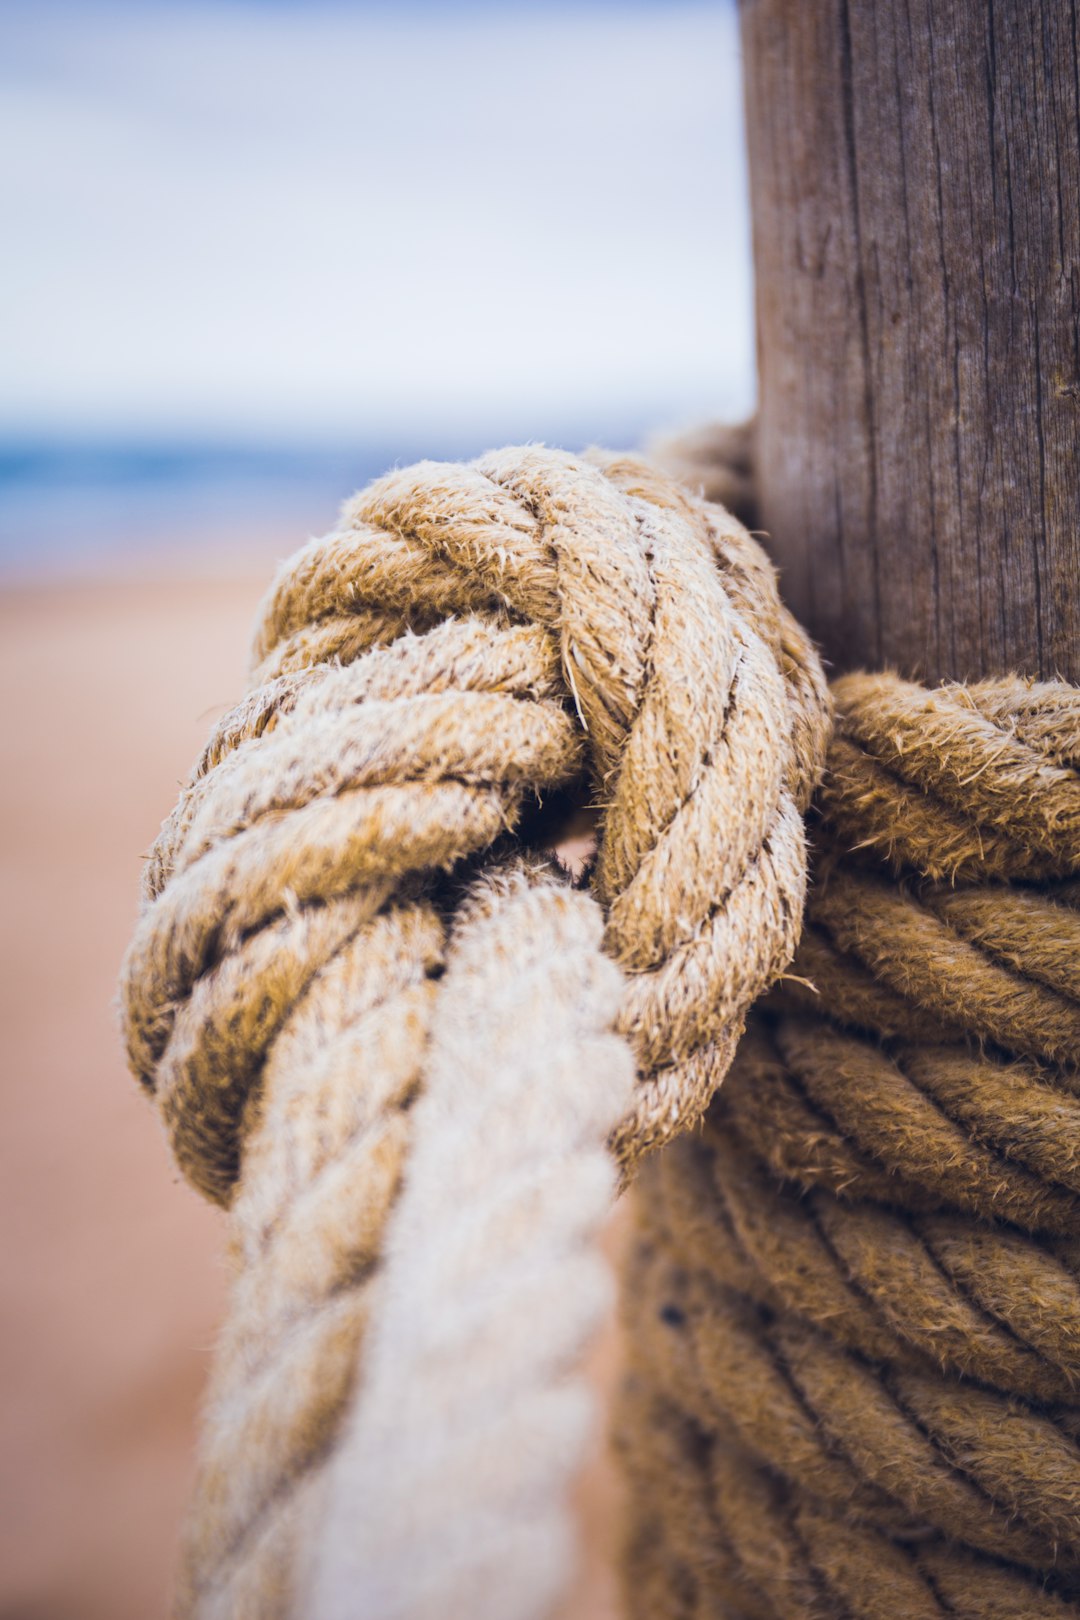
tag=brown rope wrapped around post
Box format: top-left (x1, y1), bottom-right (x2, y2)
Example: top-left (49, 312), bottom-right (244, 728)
top-left (118, 446), bottom-right (829, 1619)
top-left (621, 671), bottom-right (1080, 1618)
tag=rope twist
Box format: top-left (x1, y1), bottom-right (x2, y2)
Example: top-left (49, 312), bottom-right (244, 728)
top-left (623, 669), bottom-right (1080, 1618)
top-left (119, 445), bottom-right (828, 1618)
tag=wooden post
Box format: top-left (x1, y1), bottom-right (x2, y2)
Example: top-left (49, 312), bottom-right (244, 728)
top-left (740, 0), bottom-right (1080, 685)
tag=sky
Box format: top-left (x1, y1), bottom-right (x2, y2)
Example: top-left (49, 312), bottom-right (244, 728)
top-left (0, 0), bottom-right (753, 447)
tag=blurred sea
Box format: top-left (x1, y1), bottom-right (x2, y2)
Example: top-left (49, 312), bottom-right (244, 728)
top-left (0, 417), bottom-right (670, 580)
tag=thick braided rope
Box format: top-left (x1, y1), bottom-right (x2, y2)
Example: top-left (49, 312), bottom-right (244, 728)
top-left (306, 860), bottom-right (634, 1620)
top-left (118, 446), bottom-right (828, 1617)
top-left (649, 419), bottom-right (758, 530)
top-left (621, 670), bottom-right (1080, 1618)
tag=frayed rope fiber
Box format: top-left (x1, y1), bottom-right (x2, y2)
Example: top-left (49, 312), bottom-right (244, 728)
top-left (622, 668), bottom-right (1080, 1618)
top-left (118, 445), bottom-right (829, 1619)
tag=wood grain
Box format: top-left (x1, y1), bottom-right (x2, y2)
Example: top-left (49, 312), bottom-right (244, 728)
top-left (741, 0), bottom-right (1080, 682)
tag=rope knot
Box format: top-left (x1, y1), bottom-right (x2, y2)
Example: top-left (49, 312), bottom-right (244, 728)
top-left (121, 446), bottom-right (829, 1203)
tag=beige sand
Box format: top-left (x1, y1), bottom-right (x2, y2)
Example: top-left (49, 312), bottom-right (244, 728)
top-left (0, 564), bottom-right (622, 1620)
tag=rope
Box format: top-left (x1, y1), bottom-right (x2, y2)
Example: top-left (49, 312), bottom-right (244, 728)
top-left (648, 419), bottom-right (758, 531)
top-left (307, 859), bottom-right (633, 1620)
top-left (622, 668), bottom-right (1080, 1617)
top-left (118, 445), bottom-right (828, 1617)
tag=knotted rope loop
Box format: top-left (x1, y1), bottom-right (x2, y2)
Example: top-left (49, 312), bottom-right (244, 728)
top-left (624, 668), bottom-right (1080, 1618)
top-left (118, 445), bottom-right (829, 1619)
top-left (121, 445), bottom-right (828, 1205)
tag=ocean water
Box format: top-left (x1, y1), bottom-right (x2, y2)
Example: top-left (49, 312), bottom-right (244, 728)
top-left (0, 418), bottom-right (674, 579)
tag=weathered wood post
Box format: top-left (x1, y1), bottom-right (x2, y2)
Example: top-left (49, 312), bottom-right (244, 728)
top-left (740, 0), bottom-right (1080, 683)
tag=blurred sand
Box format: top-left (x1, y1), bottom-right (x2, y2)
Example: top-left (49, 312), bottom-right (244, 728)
top-left (0, 567), bottom-right (624, 1620)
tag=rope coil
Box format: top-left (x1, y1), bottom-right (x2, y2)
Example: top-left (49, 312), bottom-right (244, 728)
top-left (119, 445), bottom-right (828, 1618)
top-left (622, 669), bottom-right (1080, 1618)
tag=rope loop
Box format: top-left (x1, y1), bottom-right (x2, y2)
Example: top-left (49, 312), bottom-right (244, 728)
top-left (121, 446), bottom-right (829, 1203)
top-left (118, 445), bottom-right (829, 1619)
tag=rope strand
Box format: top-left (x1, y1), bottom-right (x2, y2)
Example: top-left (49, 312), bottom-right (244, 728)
top-left (306, 861), bottom-right (633, 1620)
top-left (623, 668), bottom-right (1080, 1616)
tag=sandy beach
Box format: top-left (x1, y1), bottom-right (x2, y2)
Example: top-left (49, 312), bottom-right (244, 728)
top-left (0, 563), bottom-right (622, 1620)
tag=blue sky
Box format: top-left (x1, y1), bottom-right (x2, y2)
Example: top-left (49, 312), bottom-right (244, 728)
top-left (0, 0), bottom-right (753, 445)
